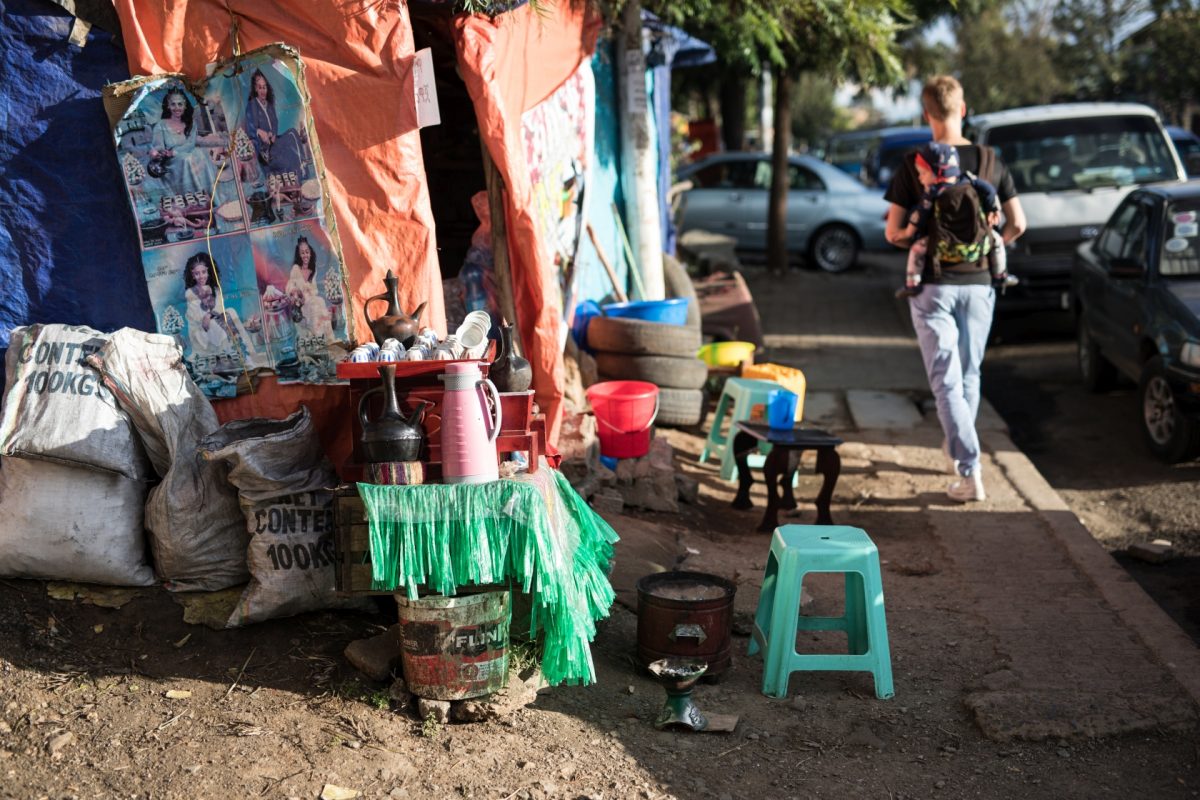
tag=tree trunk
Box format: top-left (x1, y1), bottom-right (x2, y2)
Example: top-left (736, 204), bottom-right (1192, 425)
top-left (718, 75), bottom-right (746, 152)
top-left (617, 0), bottom-right (665, 300)
top-left (766, 71), bottom-right (792, 275)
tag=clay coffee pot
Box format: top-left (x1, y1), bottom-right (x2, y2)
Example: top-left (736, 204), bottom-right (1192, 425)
top-left (489, 323), bottom-right (532, 393)
top-left (358, 364), bottom-right (431, 463)
top-left (365, 269), bottom-right (427, 347)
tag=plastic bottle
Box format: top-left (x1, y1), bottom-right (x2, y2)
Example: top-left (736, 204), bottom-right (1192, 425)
top-left (460, 251), bottom-right (489, 313)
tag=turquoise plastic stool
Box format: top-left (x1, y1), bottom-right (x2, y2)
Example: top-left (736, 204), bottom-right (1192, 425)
top-left (700, 377), bottom-right (783, 481)
top-left (748, 525), bottom-right (894, 700)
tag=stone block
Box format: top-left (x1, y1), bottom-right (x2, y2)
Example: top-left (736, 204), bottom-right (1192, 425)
top-left (590, 490), bottom-right (625, 515)
top-left (1127, 541), bottom-right (1175, 564)
top-left (343, 626), bottom-right (402, 682)
top-left (557, 411), bottom-right (597, 463)
top-left (675, 473), bottom-right (700, 505)
top-left (416, 698), bottom-right (451, 724)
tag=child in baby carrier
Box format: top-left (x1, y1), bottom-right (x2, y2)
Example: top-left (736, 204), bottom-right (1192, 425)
top-left (896, 142), bottom-right (1016, 298)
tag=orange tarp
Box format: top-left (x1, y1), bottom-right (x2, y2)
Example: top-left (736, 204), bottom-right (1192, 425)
top-left (113, 0), bottom-right (444, 467)
top-left (454, 3), bottom-right (601, 446)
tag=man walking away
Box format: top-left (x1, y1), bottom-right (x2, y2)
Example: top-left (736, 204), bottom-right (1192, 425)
top-left (884, 76), bottom-right (1027, 502)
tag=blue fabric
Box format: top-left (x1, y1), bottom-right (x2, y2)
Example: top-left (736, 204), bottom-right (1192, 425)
top-left (0, 0), bottom-right (155, 382)
top-left (908, 284), bottom-right (996, 476)
top-left (574, 42), bottom-right (627, 305)
top-left (642, 11), bottom-right (714, 258)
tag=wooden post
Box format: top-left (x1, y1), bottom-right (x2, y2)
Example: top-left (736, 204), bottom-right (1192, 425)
top-left (480, 142), bottom-right (520, 351)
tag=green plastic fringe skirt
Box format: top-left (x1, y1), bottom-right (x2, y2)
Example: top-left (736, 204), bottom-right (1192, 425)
top-left (358, 468), bottom-right (618, 686)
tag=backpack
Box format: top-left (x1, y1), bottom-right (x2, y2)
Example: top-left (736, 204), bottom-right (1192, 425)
top-left (926, 147), bottom-right (998, 278)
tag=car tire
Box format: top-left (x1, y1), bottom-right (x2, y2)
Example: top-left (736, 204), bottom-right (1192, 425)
top-left (808, 224), bottom-right (859, 273)
top-left (1138, 357), bottom-right (1200, 463)
top-left (663, 254), bottom-right (701, 330)
top-left (1077, 311), bottom-right (1117, 392)
top-left (594, 352), bottom-right (708, 390)
top-left (587, 316), bottom-right (702, 357)
top-left (655, 388), bottom-right (706, 428)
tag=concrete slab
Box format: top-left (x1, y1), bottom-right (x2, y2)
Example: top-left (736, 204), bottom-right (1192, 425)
top-left (846, 389), bottom-right (923, 430)
top-left (801, 391), bottom-right (852, 431)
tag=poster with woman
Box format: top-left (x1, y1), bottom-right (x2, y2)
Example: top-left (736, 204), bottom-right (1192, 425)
top-left (142, 238), bottom-right (266, 397)
top-left (249, 220), bottom-right (347, 383)
top-left (230, 54), bottom-right (320, 230)
top-left (114, 78), bottom-right (245, 248)
top-left (107, 44), bottom-right (351, 397)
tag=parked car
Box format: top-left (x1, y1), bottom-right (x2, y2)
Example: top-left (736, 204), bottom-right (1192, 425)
top-left (1072, 183), bottom-right (1200, 462)
top-left (968, 103), bottom-right (1186, 314)
top-left (860, 127), bottom-right (932, 190)
top-left (824, 129), bottom-right (883, 177)
top-left (674, 152), bottom-right (890, 272)
top-left (1167, 125), bottom-right (1200, 178)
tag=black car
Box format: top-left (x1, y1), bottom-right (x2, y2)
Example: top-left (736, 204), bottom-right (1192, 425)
top-left (1072, 183), bottom-right (1200, 462)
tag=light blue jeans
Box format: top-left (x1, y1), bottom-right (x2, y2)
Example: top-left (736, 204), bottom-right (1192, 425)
top-left (909, 284), bottom-right (995, 477)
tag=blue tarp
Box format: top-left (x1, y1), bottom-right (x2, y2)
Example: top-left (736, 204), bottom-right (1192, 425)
top-left (0, 0), bottom-right (155, 377)
top-left (644, 10), bottom-right (715, 257)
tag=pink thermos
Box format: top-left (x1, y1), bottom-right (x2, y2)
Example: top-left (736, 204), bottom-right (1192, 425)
top-left (438, 362), bottom-right (502, 484)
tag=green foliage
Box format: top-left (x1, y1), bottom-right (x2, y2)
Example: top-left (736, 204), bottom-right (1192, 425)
top-left (954, 4), bottom-right (1066, 113)
top-left (790, 73), bottom-right (854, 150)
top-left (1051, 0), bottom-right (1144, 100)
top-left (1122, 2), bottom-right (1200, 123)
top-left (646, 0), bottom-right (909, 87)
top-left (421, 711), bottom-right (441, 738)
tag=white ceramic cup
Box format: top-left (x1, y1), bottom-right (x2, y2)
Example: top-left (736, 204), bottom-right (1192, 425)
top-left (455, 311), bottom-right (492, 359)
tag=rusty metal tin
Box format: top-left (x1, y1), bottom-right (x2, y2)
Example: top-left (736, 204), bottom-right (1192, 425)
top-left (394, 590), bottom-right (509, 701)
top-left (636, 571), bottom-right (736, 677)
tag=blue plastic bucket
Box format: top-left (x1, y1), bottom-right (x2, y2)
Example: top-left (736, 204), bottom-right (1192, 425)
top-left (572, 300), bottom-right (602, 352)
top-left (602, 298), bottom-right (689, 326)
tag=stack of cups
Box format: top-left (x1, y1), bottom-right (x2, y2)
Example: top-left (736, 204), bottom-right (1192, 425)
top-left (455, 311), bottom-right (492, 360)
top-left (350, 341), bottom-right (381, 362)
top-left (378, 338), bottom-right (405, 362)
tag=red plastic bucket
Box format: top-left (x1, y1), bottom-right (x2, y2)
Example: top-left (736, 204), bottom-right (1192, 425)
top-left (587, 380), bottom-right (659, 459)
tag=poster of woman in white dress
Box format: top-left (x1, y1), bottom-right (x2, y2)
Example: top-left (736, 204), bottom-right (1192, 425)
top-left (143, 238), bottom-right (266, 397)
top-left (250, 220), bottom-right (347, 383)
top-left (114, 79), bottom-right (245, 248)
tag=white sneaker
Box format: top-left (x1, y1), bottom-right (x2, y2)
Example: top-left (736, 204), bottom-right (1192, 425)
top-left (941, 439), bottom-right (959, 475)
top-left (947, 472), bottom-right (986, 503)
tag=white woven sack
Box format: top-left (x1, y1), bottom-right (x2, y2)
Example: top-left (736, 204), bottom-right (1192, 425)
top-left (0, 324), bottom-right (152, 480)
top-left (0, 456), bottom-right (155, 586)
top-left (87, 328), bottom-right (247, 591)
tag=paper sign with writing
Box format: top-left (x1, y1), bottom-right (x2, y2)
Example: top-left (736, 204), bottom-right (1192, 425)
top-left (414, 48), bottom-right (441, 129)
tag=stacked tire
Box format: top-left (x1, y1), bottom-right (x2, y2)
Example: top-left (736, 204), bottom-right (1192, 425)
top-left (586, 256), bottom-right (707, 428)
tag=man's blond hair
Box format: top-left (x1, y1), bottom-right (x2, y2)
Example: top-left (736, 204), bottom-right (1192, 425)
top-left (921, 75), bottom-right (964, 121)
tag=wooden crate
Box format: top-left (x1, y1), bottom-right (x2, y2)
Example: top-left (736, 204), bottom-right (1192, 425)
top-left (333, 485), bottom-right (389, 595)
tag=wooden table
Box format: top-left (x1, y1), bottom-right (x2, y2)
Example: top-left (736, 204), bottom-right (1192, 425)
top-left (730, 421), bottom-right (843, 532)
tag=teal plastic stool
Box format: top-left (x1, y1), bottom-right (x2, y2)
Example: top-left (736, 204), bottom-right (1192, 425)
top-left (748, 525), bottom-right (894, 700)
top-left (700, 377), bottom-right (783, 481)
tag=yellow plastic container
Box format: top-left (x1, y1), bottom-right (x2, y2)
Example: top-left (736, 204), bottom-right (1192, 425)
top-left (741, 363), bottom-right (806, 422)
top-left (697, 341), bottom-right (756, 368)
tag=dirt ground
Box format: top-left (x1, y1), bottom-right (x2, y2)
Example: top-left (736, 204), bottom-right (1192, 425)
top-left (3, 420), bottom-right (1199, 800)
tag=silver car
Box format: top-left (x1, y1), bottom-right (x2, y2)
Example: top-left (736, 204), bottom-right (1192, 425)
top-left (675, 152), bottom-right (890, 272)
